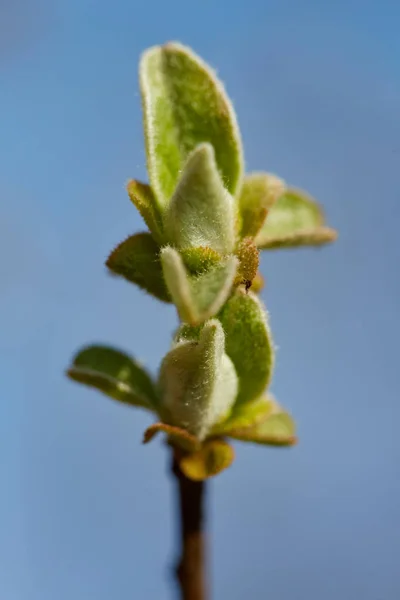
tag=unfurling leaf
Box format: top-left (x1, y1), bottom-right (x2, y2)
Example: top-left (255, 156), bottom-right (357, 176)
top-left (228, 402), bottom-right (296, 446)
top-left (218, 290), bottom-right (274, 405)
top-left (235, 237), bottom-right (259, 288)
top-left (212, 395), bottom-right (276, 435)
top-left (126, 180), bottom-right (164, 243)
top-left (256, 188), bottom-right (337, 249)
top-left (239, 173), bottom-right (286, 239)
top-left (163, 144), bottom-right (235, 255)
top-left (106, 233), bottom-right (170, 302)
top-left (143, 422), bottom-right (200, 453)
top-left (158, 320), bottom-right (238, 440)
top-left (161, 247), bottom-right (238, 325)
top-left (139, 42), bottom-right (243, 207)
top-left (67, 345), bottom-right (158, 410)
top-left (179, 439), bottom-right (235, 481)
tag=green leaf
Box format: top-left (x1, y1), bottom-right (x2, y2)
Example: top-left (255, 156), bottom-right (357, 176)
top-left (256, 188), bottom-right (337, 249)
top-left (161, 247), bottom-right (238, 325)
top-left (228, 403), bottom-right (297, 446)
top-left (239, 173), bottom-right (286, 239)
top-left (212, 394), bottom-right (276, 435)
top-left (158, 320), bottom-right (238, 440)
top-left (106, 233), bottom-right (170, 302)
top-left (179, 439), bottom-right (235, 481)
top-left (139, 42), bottom-right (243, 207)
top-left (126, 180), bottom-right (164, 243)
top-left (67, 345), bottom-right (158, 410)
top-left (143, 422), bottom-right (200, 453)
top-left (163, 144), bottom-right (236, 254)
top-left (218, 290), bottom-right (275, 405)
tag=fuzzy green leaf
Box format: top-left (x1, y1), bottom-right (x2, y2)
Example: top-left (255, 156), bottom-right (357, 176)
top-left (126, 180), bottom-right (164, 243)
top-left (163, 144), bottom-right (236, 254)
top-left (218, 290), bottom-right (274, 405)
top-left (158, 320), bottom-right (238, 440)
top-left (67, 345), bottom-right (158, 410)
top-left (161, 247), bottom-right (238, 325)
top-left (239, 173), bottom-right (286, 239)
top-left (179, 439), bottom-right (235, 481)
top-left (228, 403), bottom-right (297, 446)
top-left (143, 422), bottom-right (200, 453)
top-left (140, 42), bottom-right (243, 207)
top-left (256, 188), bottom-right (337, 249)
top-left (106, 233), bottom-right (170, 302)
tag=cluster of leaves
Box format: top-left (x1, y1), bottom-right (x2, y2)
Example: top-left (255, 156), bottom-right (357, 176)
top-left (67, 43), bottom-right (337, 480)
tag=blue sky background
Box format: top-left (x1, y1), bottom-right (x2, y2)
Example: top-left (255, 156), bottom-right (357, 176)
top-left (1, 0), bottom-right (400, 598)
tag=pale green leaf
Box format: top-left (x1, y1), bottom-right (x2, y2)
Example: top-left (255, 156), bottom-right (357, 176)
top-left (161, 247), bottom-right (238, 325)
top-left (158, 320), bottom-right (238, 440)
top-left (218, 290), bottom-right (275, 405)
top-left (228, 403), bottom-right (297, 446)
top-left (106, 233), bottom-right (170, 302)
top-left (163, 144), bottom-right (235, 254)
top-left (179, 439), bottom-right (235, 481)
top-left (67, 345), bottom-right (158, 410)
top-left (212, 394), bottom-right (277, 435)
top-left (140, 42), bottom-right (243, 207)
top-left (126, 180), bottom-right (164, 243)
top-left (256, 188), bottom-right (337, 249)
top-left (239, 173), bottom-right (286, 239)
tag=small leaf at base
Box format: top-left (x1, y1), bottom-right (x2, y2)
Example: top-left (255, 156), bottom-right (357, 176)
top-left (179, 439), bottom-right (235, 481)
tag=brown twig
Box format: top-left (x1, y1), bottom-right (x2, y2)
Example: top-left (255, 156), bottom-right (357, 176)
top-left (171, 450), bottom-right (208, 600)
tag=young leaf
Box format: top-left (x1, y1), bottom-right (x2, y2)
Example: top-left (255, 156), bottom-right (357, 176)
top-left (126, 180), bottom-right (164, 243)
top-left (106, 233), bottom-right (170, 302)
top-left (179, 439), bottom-right (235, 481)
top-left (239, 173), bottom-right (286, 239)
top-left (140, 42), bottom-right (243, 207)
top-left (163, 144), bottom-right (236, 254)
top-left (67, 345), bottom-right (158, 410)
top-left (143, 422), bottom-right (200, 453)
top-left (256, 188), bottom-right (337, 249)
top-left (158, 320), bottom-right (238, 440)
top-left (218, 290), bottom-right (275, 405)
top-left (227, 403), bottom-right (297, 446)
top-left (212, 395), bottom-right (277, 435)
top-left (161, 247), bottom-right (238, 325)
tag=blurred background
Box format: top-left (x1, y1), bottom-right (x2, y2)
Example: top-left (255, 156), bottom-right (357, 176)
top-left (1, 0), bottom-right (399, 598)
